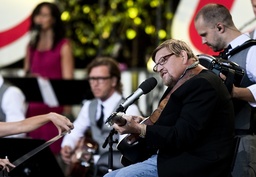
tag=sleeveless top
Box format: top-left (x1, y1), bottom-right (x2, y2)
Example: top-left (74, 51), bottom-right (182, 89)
top-left (28, 38), bottom-right (69, 79)
top-left (229, 47), bottom-right (256, 131)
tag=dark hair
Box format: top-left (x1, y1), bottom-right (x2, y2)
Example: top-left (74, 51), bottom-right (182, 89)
top-left (86, 57), bottom-right (123, 94)
top-left (194, 3), bottom-right (235, 28)
top-left (29, 2), bottom-right (65, 49)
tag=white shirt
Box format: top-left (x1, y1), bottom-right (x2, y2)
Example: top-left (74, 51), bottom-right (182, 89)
top-left (61, 91), bottom-right (142, 150)
top-left (0, 75), bottom-right (26, 137)
top-left (229, 34), bottom-right (256, 107)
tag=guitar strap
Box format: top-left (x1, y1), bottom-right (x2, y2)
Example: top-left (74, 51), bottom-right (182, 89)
top-left (149, 65), bottom-right (202, 124)
top-left (149, 92), bottom-right (171, 124)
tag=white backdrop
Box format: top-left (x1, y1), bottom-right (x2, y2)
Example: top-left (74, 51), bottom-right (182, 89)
top-left (1, 0), bottom-right (255, 67)
top-left (0, 0), bottom-right (53, 67)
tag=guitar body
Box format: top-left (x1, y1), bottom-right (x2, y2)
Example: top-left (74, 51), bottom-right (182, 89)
top-left (116, 118), bottom-right (156, 166)
top-left (68, 162), bottom-right (91, 177)
top-left (66, 131), bottom-right (99, 177)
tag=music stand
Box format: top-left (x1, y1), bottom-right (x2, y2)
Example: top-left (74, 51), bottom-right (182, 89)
top-left (0, 138), bottom-right (64, 177)
top-left (3, 77), bottom-right (94, 105)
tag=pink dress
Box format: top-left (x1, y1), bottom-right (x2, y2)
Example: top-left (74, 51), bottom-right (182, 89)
top-left (26, 39), bottom-right (69, 155)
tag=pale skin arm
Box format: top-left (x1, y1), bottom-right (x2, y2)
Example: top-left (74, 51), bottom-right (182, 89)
top-left (0, 112), bottom-right (73, 137)
top-left (60, 40), bottom-right (74, 79)
top-left (23, 45), bottom-right (30, 75)
top-left (232, 86), bottom-right (255, 102)
top-left (220, 73), bottom-right (255, 102)
top-left (0, 112), bottom-right (73, 171)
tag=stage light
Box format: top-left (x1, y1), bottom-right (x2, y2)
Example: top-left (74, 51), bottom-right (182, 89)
top-left (61, 11), bottom-right (70, 21)
top-left (126, 29), bottom-right (136, 39)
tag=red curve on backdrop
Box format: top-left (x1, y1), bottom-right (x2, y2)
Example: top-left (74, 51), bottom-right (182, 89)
top-left (0, 16), bottom-right (30, 48)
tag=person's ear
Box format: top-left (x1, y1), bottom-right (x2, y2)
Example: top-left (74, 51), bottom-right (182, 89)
top-left (180, 50), bottom-right (188, 64)
top-left (111, 77), bottom-right (117, 87)
top-left (216, 23), bottom-right (224, 32)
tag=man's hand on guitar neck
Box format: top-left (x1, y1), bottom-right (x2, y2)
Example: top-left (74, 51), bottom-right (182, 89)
top-left (113, 113), bottom-right (146, 136)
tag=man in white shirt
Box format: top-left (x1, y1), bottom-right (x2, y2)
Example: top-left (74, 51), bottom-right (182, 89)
top-left (60, 57), bottom-right (141, 174)
top-left (195, 4), bottom-right (256, 177)
top-left (0, 75), bottom-right (26, 138)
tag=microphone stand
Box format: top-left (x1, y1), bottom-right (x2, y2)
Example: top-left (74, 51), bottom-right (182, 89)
top-left (102, 128), bottom-right (118, 172)
top-left (103, 106), bottom-right (125, 172)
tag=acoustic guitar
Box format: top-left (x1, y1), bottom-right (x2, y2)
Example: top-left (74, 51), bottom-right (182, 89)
top-left (116, 117), bottom-right (156, 166)
top-left (66, 131), bottom-right (99, 177)
top-left (108, 98), bottom-right (168, 167)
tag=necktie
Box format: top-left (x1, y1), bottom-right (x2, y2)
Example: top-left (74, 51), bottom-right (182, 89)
top-left (97, 104), bottom-right (104, 129)
top-left (219, 44), bottom-right (232, 59)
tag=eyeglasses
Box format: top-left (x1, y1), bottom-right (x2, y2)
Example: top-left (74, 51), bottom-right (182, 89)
top-left (88, 76), bottom-right (112, 84)
top-left (153, 53), bottom-right (174, 72)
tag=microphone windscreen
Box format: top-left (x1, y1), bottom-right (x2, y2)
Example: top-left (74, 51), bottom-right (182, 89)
top-left (139, 77), bottom-right (157, 94)
top-left (33, 24), bottom-right (42, 31)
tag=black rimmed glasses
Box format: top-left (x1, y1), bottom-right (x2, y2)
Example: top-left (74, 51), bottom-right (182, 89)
top-left (88, 76), bottom-right (112, 84)
top-left (153, 53), bottom-right (174, 72)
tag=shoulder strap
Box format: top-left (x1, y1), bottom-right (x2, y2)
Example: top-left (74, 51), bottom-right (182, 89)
top-left (227, 39), bottom-right (256, 57)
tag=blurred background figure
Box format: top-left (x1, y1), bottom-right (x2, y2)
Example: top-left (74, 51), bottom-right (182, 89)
top-left (61, 57), bottom-right (142, 177)
top-left (23, 1), bottom-right (74, 160)
top-left (0, 74), bottom-right (26, 138)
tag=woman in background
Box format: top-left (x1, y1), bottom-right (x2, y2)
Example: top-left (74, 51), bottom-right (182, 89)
top-left (24, 2), bottom-right (74, 156)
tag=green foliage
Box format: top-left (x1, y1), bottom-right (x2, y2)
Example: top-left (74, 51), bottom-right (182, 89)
top-left (55, 0), bottom-right (176, 68)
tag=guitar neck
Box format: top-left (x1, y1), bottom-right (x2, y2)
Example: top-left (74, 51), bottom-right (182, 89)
top-left (10, 132), bottom-right (66, 170)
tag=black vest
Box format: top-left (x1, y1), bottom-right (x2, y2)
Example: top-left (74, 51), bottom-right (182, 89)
top-left (224, 40), bottom-right (256, 133)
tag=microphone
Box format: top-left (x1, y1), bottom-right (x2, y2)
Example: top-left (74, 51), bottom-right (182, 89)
top-left (117, 77), bottom-right (157, 112)
top-left (105, 77), bottom-right (158, 126)
top-left (30, 24), bottom-right (41, 45)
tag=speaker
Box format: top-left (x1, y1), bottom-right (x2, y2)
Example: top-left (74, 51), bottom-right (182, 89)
top-left (0, 138), bottom-right (65, 177)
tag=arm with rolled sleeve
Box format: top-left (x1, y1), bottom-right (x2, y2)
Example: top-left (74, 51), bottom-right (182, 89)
top-left (245, 47), bottom-right (256, 106)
